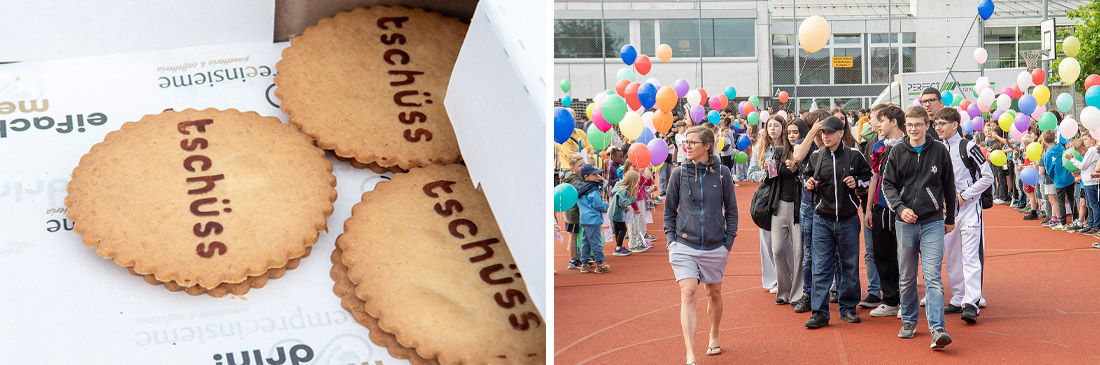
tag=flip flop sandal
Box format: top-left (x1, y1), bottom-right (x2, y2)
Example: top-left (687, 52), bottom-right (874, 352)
top-left (706, 346), bottom-right (722, 356)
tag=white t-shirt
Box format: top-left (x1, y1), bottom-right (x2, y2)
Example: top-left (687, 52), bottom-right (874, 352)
top-left (675, 133), bottom-right (688, 164)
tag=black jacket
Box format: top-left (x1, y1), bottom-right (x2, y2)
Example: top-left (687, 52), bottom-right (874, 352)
top-left (800, 145), bottom-right (872, 221)
top-left (880, 136), bottom-right (957, 225)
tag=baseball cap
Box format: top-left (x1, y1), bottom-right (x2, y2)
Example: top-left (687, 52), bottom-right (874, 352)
top-left (820, 116), bottom-right (846, 133)
top-left (579, 164), bottom-right (602, 177)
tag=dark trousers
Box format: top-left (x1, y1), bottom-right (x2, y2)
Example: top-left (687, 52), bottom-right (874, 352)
top-left (1056, 185), bottom-right (1078, 221)
top-left (991, 163), bottom-right (1009, 201)
top-left (811, 215), bottom-right (862, 320)
top-left (612, 221), bottom-right (627, 248)
top-left (870, 204), bottom-right (900, 306)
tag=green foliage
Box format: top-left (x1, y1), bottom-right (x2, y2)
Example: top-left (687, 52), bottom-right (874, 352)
top-left (1050, 0), bottom-right (1100, 94)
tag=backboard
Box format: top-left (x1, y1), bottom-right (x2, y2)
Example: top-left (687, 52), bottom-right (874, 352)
top-left (1041, 18), bottom-right (1056, 61)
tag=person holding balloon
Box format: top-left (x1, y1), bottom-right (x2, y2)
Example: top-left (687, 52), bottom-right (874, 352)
top-left (1066, 134), bottom-right (1098, 235)
top-left (1042, 129), bottom-right (1078, 230)
top-left (663, 125), bottom-right (738, 364)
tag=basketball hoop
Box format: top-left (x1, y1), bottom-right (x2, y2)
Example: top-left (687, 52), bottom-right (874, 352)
top-left (1020, 49), bottom-right (1045, 70)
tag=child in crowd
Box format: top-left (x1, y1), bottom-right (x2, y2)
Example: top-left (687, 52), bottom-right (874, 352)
top-left (576, 164), bottom-right (611, 274)
top-left (609, 171), bottom-right (640, 257)
top-left (562, 154), bottom-right (587, 269)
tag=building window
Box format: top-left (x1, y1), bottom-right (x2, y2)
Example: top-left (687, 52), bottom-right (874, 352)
top-left (640, 20), bottom-right (656, 56)
top-left (660, 18), bottom-right (755, 58)
top-left (983, 25), bottom-right (1041, 68)
top-left (902, 32), bottom-right (916, 43)
top-left (773, 48), bottom-right (795, 84)
top-left (834, 47), bottom-right (863, 84)
top-left (800, 48), bottom-right (830, 85)
top-left (869, 47), bottom-right (898, 84)
top-left (903, 47), bottom-right (916, 73)
top-left (554, 19), bottom-right (629, 58)
top-left (772, 34), bottom-right (793, 46)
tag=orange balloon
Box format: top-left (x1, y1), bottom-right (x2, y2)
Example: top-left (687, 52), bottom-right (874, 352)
top-left (718, 94), bottom-right (729, 111)
top-left (657, 44), bottom-right (672, 63)
top-left (779, 91), bottom-right (789, 103)
top-left (615, 79), bottom-right (631, 98)
top-left (653, 110), bottom-right (673, 134)
top-left (628, 143), bottom-right (652, 168)
top-left (625, 82), bottom-right (642, 110)
top-left (656, 86), bottom-right (678, 112)
top-left (744, 102), bottom-right (755, 114)
top-left (697, 89), bottom-right (708, 106)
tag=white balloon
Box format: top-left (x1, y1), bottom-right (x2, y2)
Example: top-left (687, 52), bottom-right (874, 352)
top-left (996, 94), bottom-right (1012, 111)
top-left (777, 110), bottom-right (788, 120)
top-left (642, 111), bottom-right (655, 131)
top-left (974, 48), bottom-right (988, 65)
top-left (978, 88), bottom-right (995, 107)
top-left (594, 92), bottom-right (608, 106)
top-left (686, 90), bottom-right (702, 108)
top-left (759, 111), bottom-right (771, 123)
top-left (1082, 106), bottom-right (1100, 131)
top-left (975, 77), bottom-right (991, 96)
top-left (1017, 71), bottom-right (1034, 89)
top-left (646, 78), bottom-right (661, 88)
top-left (1061, 117), bottom-right (1080, 140)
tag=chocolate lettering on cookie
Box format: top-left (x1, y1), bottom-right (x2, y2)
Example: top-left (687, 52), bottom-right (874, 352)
top-left (479, 264), bottom-right (514, 285)
top-left (376, 16), bottom-right (409, 30)
top-left (190, 197), bottom-right (223, 217)
top-left (460, 238), bottom-right (499, 263)
top-left (193, 222), bottom-right (224, 237)
top-left (186, 174), bottom-right (224, 195)
top-left (196, 241), bottom-right (227, 258)
top-left (403, 128), bottom-right (432, 142)
top-left (180, 137), bottom-right (208, 151)
top-left (434, 199), bottom-right (463, 216)
top-left (381, 34), bottom-right (407, 46)
top-left (383, 50), bottom-right (409, 65)
top-left (377, 15), bottom-right (435, 143)
top-left (398, 111), bottom-right (427, 125)
top-left (388, 70), bottom-right (423, 86)
top-left (183, 155), bottom-right (212, 172)
top-left (509, 312), bottom-right (543, 330)
top-left (393, 90), bottom-right (424, 107)
top-left (493, 289), bottom-right (527, 309)
top-left (178, 118), bottom-right (231, 258)
top-left (448, 219), bottom-right (477, 239)
top-left (177, 119), bottom-right (213, 134)
top-left (422, 180), bottom-right (456, 198)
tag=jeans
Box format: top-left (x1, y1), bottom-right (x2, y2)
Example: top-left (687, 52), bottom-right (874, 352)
top-left (896, 220), bottom-right (946, 331)
top-left (810, 215), bottom-right (862, 320)
top-left (863, 218), bottom-right (881, 297)
top-left (801, 202), bottom-right (839, 296)
top-left (659, 162), bottom-right (673, 194)
top-left (733, 161), bottom-right (748, 181)
top-left (1085, 185), bottom-right (1100, 228)
top-left (580, 224), bottom-right (605, 265)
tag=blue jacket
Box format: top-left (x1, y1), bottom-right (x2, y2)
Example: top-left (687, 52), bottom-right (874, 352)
top-left (607, 182), bottom-right (636, 223)
top-left (1045, 144), bottom-right (1075, 188)
top-left (663, 158), bottom-right (739, 251)
top-left (575, 180), bottom-right (608, 225)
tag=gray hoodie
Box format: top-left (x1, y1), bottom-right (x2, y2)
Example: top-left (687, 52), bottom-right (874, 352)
top-left (663, 157), bottom-right (739, 251)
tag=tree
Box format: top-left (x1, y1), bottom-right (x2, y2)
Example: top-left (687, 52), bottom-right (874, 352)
top-left (1049, 0), bottom-right (1100, 94)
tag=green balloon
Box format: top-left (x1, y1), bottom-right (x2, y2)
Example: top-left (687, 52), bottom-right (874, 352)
top-left (1064, 153), bottom-right (1080, 172)
top-left (748, 95), bottom-right (760, 108)
top-left (616, 67), bottom-right (634, 81)
top-left (1038, 112), bottom-right (1058, 131)
top-left (734, 151), bottom-right (748, 164)
top-left (951, 93), bottom-right (962, 107)
top-left (605, 89), bottom-right (616, 95)
top-left (587, 124), bottom-right (610, 150)
top-left (1057, 92), bottom-right (1074, 112)
top-left (747, 111), bottom-right (760, 125)
top-left (601, 95), bottom-right (628, 125)
top-left (561, 79), bottom-right (571, 93)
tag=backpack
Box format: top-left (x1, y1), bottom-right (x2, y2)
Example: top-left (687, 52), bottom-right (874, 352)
top-left (958, 139), bottom-right (994, 209)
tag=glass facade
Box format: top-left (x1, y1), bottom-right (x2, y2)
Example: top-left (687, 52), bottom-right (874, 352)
top-left (554, 19), bottom-right (630, 58)
top-left (554, 18), bottom-right (754, 59)
top-left (983, 25), bottom-right (1041, 68)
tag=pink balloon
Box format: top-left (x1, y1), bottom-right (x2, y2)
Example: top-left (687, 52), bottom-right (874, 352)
top-left (912, 98), bottom-right (921, 107)
top-left (1009, 126), bottom-right (1024, 142)
top-left (593, 106), bottom-right (611, 132)
top-left (708, 96), bottom-right (721, 111)
top-left (647, 138), bottom-right (669, 166)
top-left (1091, 127), bottom-right (1100, 141)
top-left (1031, 105), bottom-right (1046, 121)
top-left (1001, 87), bottom-right (1015, 99)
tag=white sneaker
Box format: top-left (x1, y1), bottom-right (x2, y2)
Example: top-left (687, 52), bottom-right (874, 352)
top-left (993, 198), bottom-right (1007, 205)
top-left (978, 297), bottom-right (987, 308)
top-left (920, 296), bottom-right (926, 307)
top-left (769, 287), bottom-right (779, 294)
top-left (897, 310), bottom-right (903, 319)
top-left (870, 304), bottom-right (900, 317)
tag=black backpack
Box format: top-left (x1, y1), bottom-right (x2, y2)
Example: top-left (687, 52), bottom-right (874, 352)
top-left (957, 139), bottom-right (994, 209)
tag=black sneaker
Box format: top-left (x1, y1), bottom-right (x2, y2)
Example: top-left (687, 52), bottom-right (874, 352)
top-left (805, 312), bottom-right (829, 329)
top-left (858, 294), bottom-right (882, 308)
top-left (793, 294), bottom-right (811, 313)
top-left (829, 290), bottom-right (839, 303)
top-left (1022, 211), bottom-right (1039, 220)
top-left (930, 328), bottom-right (953, 349)
top-left (944, 304), bottom-right (963, 314)
top-left (961, 304), bottom-right (978, 323)
top-left (840, 311), bottom-right (861, 323)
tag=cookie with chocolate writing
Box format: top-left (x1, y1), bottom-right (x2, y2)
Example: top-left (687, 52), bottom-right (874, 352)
top-left (66, 108), bottom-right (336, 296)
top-left (275, 6), bottom-right (466, 170)
top-left (336, 164), bottom-right (544, 364)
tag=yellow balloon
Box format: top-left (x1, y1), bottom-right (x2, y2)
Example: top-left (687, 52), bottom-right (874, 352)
top-left (1064, 36), bottom-right (1082, 58)
top-left (1060, 57), bottom-right (1081, 85)
top-left (718, 137), bottom-right (725, 152)
top-left (1033, 85), bottom-right (1051, 105)
top-left (620, 112), bottom-right (643, 140)
top-left (657, 44), bottom-right (672, 63)
top-left (989, 150), bottom-right (1007, 167)
top-left (998, 112), bottom-right (1014, 132)
top-left (798, 16), bottom-right (831, 53)
top-left (586, 103), bottom-right (595, 120)
top-left (1026, 142), bottom-right (1043, 162)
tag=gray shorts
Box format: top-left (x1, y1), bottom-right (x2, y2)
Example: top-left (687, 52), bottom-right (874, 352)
top-left (1042, 183), bottom-right (1056, 195)
top-left (668, 241), bottom-right (730, 284)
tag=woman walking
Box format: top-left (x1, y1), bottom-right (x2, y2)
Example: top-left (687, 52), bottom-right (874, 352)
top-left (762, 115), bottom-right (805, 305)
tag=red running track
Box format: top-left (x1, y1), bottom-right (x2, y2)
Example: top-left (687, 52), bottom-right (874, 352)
top-left (554, 181), bottom-right (1100, 364)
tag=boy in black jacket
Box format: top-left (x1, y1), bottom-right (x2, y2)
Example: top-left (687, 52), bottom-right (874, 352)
top-left (880, 106), bottom-right (957, 349)
top-left (800, 116), bottom-right (872, 329)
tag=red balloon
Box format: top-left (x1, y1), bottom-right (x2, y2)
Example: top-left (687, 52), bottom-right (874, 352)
top-left (1011, 84), bottom-right (1022, 99)
top-left (1032, 69), bottom-right (1047, 86)
top-left (959, 99), bottom-right (971, 111)
top-left (1086, 74), bottom-right (1100, 92)
top-left (718, 94), bottom-right (729, 111)
top-left (625, 82), bottom-right (642, 111)
top-left (628, 143), bottom-right (652, 168)
top-left (634, 55), bottom-right (652, 76)
top-left (744, 102), bottom-right (755, 114)
top-left (615, 79), bottom-right (631, 98)
top-left (779, 91), bottom-right (789, 104)
top-left (697, 88), bottom-right (708, 106)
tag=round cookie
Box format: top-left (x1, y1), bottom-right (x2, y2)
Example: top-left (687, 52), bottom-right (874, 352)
top-left (336, 164), bottom-right (544, 364)
top-left (66, 108), bottom-right (336, 295)
top-left (275, 6), bottom-right (467, 170)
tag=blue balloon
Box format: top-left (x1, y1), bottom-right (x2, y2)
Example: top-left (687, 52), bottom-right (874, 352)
top-left (737, 135), bottom-right (751, 150)
top-left (562, 95), bottom-right (572, 108)
top-left (1018, 94), bottom-right (1037, 115)
top-left (707, 110), bottom-right (720, 125)
top-left (1020, 166), bottom-right (1040, 186)
top-left (1087, 85), bottom-right (1100, 108)
top-left (978, 0), bottom-right (995, 20)
top-left (620, 45), bottom-right (637, 66)
top-left (637, 127), bottom-right (656, 145)
top-left (638, 82), bottom-right (658, 110)
top-left (961, 117), bottom-right (975, 135)
top-left (554, 107), bottom-right (574, 144)
top-left (724, 86), bottom-right (737, 99)
top-left (1059, 134), bottom-right (1069, 145)
top-left (553, 183), bottom-right (578, 212)
top-left (942, 91), bottom-right (953, 107)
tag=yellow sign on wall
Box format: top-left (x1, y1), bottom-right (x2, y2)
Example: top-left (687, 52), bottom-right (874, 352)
top-left (832, 57), bottom-right (853, 68)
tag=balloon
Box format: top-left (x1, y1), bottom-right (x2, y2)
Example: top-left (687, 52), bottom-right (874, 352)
top-left (642, 111), bottom-right (655, 131)
top-left (697, 89), bottom-right (708, 106)
top-left (1017, 71), bottom-right (1034, 89)
top-left (601, 95), bottom-right (628, 125)
top-left (1009, 126), bottom-right (1024, 142)
top-left (562, 95), bottom-right (573, 108)
top-left (708, 96), bottom-right (721, 111)
top-left (744, 102), bottom-right (756, 114)
top-left (748, 95), bottom-right (761, 108)
top-left (634, 55), bottom-right (652, 75)
top-left (638, 82), bottom-right (658, 110)
top-left (673, 79), bottom-right (690, 98)
top-left (717, 137), bottom-right (725, 152)
top-left (1018, 94), bottom-right (1037, 115)
top-left (690, 105), bottom-right (705, 124)
top-left (1025, 142), bottom-right (1043, 162)
top-left (1033, 85), bottom-right (1050, 105)
top-left (1060, 117), bottom-right (1080, 140)
top-left (656, 86), bottom-right (678, 112)
top-left (1086, 74), bottom-right (1100, 91)
top-left (973, 47), bottom-right (988, 65)
top-left (734, 151), bottom-right (749, 164)
top-left (707, 110), bottom-right (720, 125)
top-left (737, 101), bottom-right (747, 115)
top-left (961, 117), bottom-right (974, 134)
top-left (1014, 112), bottom-right (1030, 133)
top-left (1088, 86), bottom-right (1100, 108)
top-left (989, 150), bottom-right (1007, 167)
top-left (779, 91), bottom-right (789, 103)
top-left (978, 0), bottom-right (995, 20)
top-left (652, 110), bottom-right (673, 134)
top-left (657, 44), bottom-right (672, 62)
top-left (624, 82), bottom-right (642, 110)
top-left (628, 143), bottom-right (651, 168)
top-left (1064, 36), bottom-right (1081, 58)
top-left (585, 103), bottom-right (596, 120)
top-left (998, 112), bottom-right (1014, 132)
top-left (952, 92), bottom-right (962, 107)
top-left (737, 135), bottom-right (751, 150)
top-left (620, 112), bottom-right (643, 140)
top-left (1057, 92), bottom-right (1074, 112)
top-left (992, 110), bottom-right (1005, 123)
top-left (616, 67), bottom-right (635, 82)
top-left (1082, 106), bottom-right (1100, 131)
top-left (966, 103), bottom-right (980, 119)
top-left (1038, 112), bottom-right (1057, 132)
top-left (759, 111), bottom-right (770, 124)
top-left (976, 77), bottom-right (991, 95)
top-left (747, 111), bottom-right (760, 126)
top-left (560, 79), bottom-right (571, 93)
top-left (997, 94), bottom-right (1013, 112)
top-left (615, 79), bottom-right (630, 97)
top-left (1011, 84), bottom-right (1022, 99)
top-left (979, 88), bottom-right (995, 107)
top-left (1020, 166), bottom-right (1040, 186)
top-left (637, 127), bottom-right (656, 145)
top-left (960, 99), bottom-right (972, 112)
top-left (1064, 149), bottom-right (1083, 172)
top-left (587, 123), bottom-right (610, 150)
top-left (1000, 86), bottom-right (1014, 99)
top-left (724, 86), bottom-right (737, 100)
top-left (553, 183), bottom-right (578, 212)
top-left (553, 107), bottom-right (575, 144)
top-left (972, 117), bottom-right (985, 132)
top-left (798, 15), bottom-right (830, 53)
top-left (592, 105), bottom-right (611, 132)
top-left (777, 110), bottom-right (788, 120)
top-left (1032, 69), bottom-right (1046, 86)
top-left (620, 45), bottom-right (637, 66)
top-left (594, 91), bottom-right (609, 107)
top-left (718, 94), bottom-right (730, 111)
top-left (686, 90), bottom-right (702, 108)
top-left (942, 91), bottom-right (954, 107)
top-left (648, 138), bottom-right (669, 166)
top-left (1060, 57), bottom-right (1081, 85)
top-left (646, 78), bottom-right (661, 88)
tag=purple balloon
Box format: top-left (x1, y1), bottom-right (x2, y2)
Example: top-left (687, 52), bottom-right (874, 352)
top-left (972, 117), bottom-right (985, 132)
top-left (690, 105), bottom-right (706, 124)
top-left (637, 127), bottom-right (656, 145)
top-left (1020, 166), bottom-right (1040, 186)
top-left (673, 79), bottom-right (690, 98)
top-left (992, 110), bottom-right (1004, 122)
top-left (1014, 113), bottom-right (1031, 133)
top-left (648, 138), bottom-right (669, 166)
top-left (967, 103), bottom-right (980, 119)
top-left (738, 101), bottom-right (748, 115)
